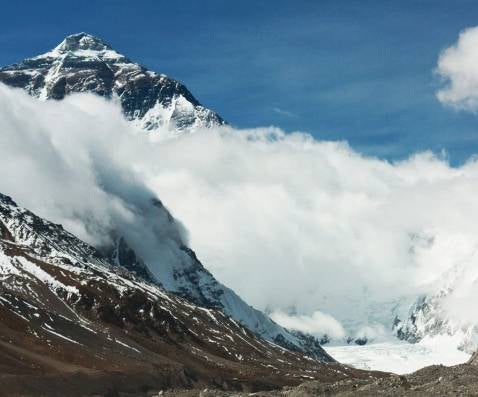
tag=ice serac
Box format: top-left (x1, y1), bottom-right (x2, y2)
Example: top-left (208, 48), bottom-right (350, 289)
top-left (0, 192), bottom-right (355, 393)
top-left (0, 33), bottom-right (225, 132)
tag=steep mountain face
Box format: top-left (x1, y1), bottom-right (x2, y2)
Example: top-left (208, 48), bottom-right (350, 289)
top-left (108, 208), bottom-right (332, 360)
top-left (74, 191), bottom-right (331, 359)
top-left (0, 33), bottom-right (225, 132)
top-left (0, 192), bottom-right (368, 396)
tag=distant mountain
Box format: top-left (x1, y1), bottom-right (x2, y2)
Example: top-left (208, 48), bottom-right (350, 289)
top-left (0, 192), bottom-right (355, 395)
top-left (0, 33), bottom-right (225, 132)
top-left (393, 260), bottom-right (478, 353)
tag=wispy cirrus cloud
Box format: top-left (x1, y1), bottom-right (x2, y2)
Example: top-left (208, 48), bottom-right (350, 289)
top-left (272, 107), bottom-right (297, 117)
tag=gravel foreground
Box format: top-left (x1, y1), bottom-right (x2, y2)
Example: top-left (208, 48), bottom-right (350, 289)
top-left (149, 353), bottom-right (478, 397)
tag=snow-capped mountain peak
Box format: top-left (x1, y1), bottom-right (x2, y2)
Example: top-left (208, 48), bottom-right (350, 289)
top-left (55, 32), bottom-right (114, 52)
top-left (39, 32), bottom-right (127, 62)
top-left (0, 32), bottom-right (225, 132)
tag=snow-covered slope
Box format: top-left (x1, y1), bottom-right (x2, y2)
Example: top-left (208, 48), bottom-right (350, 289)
top-left (0, 33), bottom-right (225, 132)
top-left (0, 192), bottom-right (358, 393)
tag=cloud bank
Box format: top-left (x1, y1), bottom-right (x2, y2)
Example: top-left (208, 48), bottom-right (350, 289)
top-left (0, 85), bottom-right (191, 288)
top-left (2, 83), bottom-right (478, 340)
top-left (437, 26), bottom-right (478, 111)
top-left (270, 310), bottom-right (346, 339)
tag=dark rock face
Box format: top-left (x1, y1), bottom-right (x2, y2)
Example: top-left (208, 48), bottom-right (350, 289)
top-left (108, 236), bottom-right (156, 284)
top-left (0, 33), bottom-right (225, 131)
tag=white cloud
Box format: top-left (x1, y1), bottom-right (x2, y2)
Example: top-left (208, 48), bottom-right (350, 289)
top-left (2, 84), bottom-right (478, 337)
top-left (436, 26), bottom-right (478, 110)
top-left (0, 85), bottom-right (189, 288)
top-left (145, 127), bottom-right (478, 334)
top-left (270, 310), bottom-right (346, 339)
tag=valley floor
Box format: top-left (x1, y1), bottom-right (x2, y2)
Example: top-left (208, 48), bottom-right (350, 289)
top-left (325, 337), bottom-right (470, 374)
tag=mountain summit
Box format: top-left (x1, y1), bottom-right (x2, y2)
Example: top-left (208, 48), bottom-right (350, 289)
top-left (54, 32), bottom-right (114, 52)
top-left (0, 33), bottom-right (225, 132)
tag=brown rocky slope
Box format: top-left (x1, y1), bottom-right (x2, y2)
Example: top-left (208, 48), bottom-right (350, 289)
top-left (0, 193), bottom-right (384, 396)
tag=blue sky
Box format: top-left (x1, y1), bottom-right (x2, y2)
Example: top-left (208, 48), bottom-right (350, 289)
top-left (1, 0), bottom-right (478, 164)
